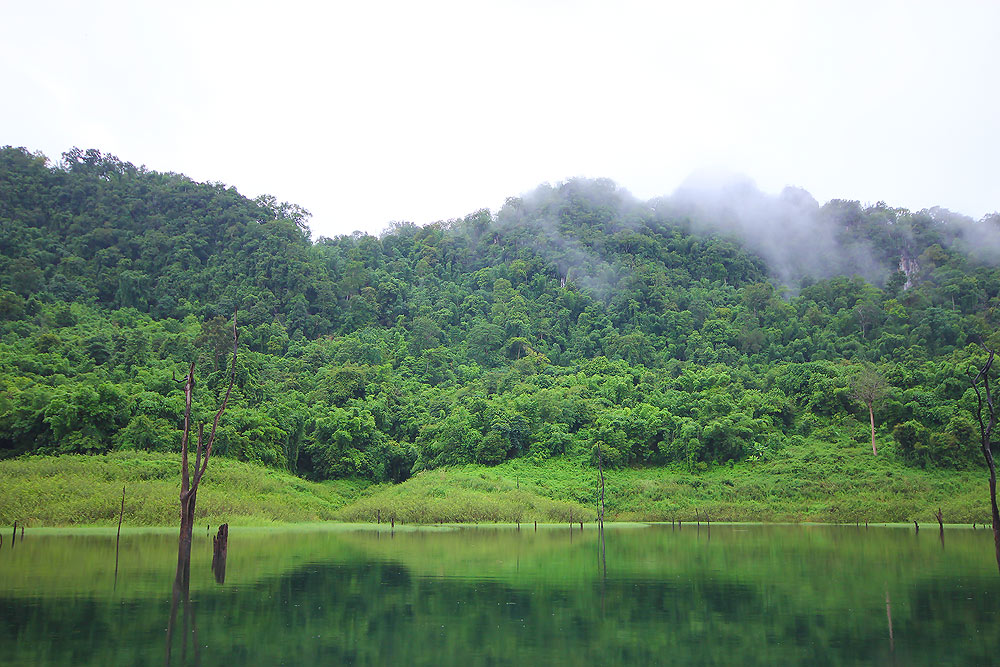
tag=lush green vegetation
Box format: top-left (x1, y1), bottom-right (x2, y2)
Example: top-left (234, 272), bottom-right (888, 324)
top-left (0, 452), bottom-right (366, 526)
top-left (1, 442), bottom-right (992, 526)
top-left (2, 145), bottom-right (1000, 524)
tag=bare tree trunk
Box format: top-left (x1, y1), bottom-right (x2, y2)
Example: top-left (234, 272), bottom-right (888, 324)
top-left (596, 442), bottom-right (606, 527)
top-left (167, 312), bottom-right (238, 662)
top-left (970, 344), bottom-right (1000, 573)
top-left (988, 450), bottom-right (1000, 570)
top-left (212, 524), bottom-right (229, 584)
top-left (869, 402), bottom-right (877, 455)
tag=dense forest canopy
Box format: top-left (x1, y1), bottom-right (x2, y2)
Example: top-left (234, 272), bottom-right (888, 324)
top-left (2, 145), bottom-right (1000, 483)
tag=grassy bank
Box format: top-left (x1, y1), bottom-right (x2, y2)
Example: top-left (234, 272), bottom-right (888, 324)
top-left (0, 452), bottom-right (367, 526)
top-left (0, 438), bottom-right (995, 526)
top-left (337, 438), bottom-right (993, 525)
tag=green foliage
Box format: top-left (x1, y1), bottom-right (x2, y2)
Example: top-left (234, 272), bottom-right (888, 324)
top-left (1, 144), bottom-right (999, 494)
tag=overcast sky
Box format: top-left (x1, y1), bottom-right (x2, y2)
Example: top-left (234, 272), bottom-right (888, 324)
top-left (4, 1), bottom-right (998, 238)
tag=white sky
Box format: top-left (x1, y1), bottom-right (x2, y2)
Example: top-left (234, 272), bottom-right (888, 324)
top-left (3, 1), bottom-right (999, 238)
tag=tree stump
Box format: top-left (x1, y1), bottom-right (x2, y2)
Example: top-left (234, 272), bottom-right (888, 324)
top-left (212, 524), bottom-right (229, 585)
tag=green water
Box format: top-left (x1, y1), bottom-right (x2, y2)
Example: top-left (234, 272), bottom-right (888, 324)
top-left (0, 523), bottom-right (997, 665)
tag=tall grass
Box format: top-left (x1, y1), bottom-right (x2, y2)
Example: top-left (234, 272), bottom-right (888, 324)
top-left (1, 437), bottom-right (994, 526)
top-left (0, 452), bottom-right (366, 526)
top-left (335, 469), bottom-right (591, 523)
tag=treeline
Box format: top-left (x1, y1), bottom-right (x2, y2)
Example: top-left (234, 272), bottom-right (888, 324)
top-left (1, 146), bottom-right (999, 481)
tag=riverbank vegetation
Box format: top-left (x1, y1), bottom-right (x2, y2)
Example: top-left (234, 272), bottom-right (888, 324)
top-left (0, 446), bottom-right (991, 526)
top-left (2, 146), bottom-right (1000, 525)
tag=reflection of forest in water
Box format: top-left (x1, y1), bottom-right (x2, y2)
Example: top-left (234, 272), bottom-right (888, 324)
top-left (1, 525), bottom-right (997, 665)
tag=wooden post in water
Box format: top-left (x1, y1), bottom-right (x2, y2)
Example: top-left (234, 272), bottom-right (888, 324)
top-left (936, 508), bottom-right (944, 536)
top-left (11, 521), bottom-right (16, 548)
top-left (534, 521), bottom-right (537, 532)
top-left (212, 524), bottom-right (228, 584)
top-left (914, 520), bottom-right (919, 533)
top-left (580, 521), bottom-right (583, 531)
top-left (115, 485), bottom-right (126, 585)
top-left (117, 485), bottom-right (125, 543)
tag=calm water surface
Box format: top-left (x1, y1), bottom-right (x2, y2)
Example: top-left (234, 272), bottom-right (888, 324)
top-left (0, 523), bottom-right (997, 665)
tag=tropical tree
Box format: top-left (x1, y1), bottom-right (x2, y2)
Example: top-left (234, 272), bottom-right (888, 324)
top-left (850, 365), bottom-right (890, 455)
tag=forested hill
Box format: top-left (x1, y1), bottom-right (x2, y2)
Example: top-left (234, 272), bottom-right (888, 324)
top-left (2, 145), bottom-right (1000, 484)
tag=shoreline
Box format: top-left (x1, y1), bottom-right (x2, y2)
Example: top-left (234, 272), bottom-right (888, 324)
top-left (2, 450), bottom-right (994, 527)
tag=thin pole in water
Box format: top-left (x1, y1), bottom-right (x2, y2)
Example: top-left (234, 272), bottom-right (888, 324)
top-left (115, 485), bottom-right (125, 588)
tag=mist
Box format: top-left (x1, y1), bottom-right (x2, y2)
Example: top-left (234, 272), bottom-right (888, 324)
top-left (482, 171), bottom-right (1000, 294)
top-left (652, 169), bottom-right (885, 286)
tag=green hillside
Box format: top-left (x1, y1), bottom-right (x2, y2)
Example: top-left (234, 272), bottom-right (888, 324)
top-left (2, 145), bottom-right (999, 524)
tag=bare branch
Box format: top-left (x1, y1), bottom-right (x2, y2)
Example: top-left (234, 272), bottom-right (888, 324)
top-left (194, 423), bottom-right (204, 479)
top-left (973, 346), bottom-right (996, 451)
top-left (193, 309), bottom-right (239, 490)
top-left (179, 362), bottom-right (195, 495)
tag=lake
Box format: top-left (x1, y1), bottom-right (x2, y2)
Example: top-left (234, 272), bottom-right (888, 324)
top-left (0, 523), bottom-right (997, 665)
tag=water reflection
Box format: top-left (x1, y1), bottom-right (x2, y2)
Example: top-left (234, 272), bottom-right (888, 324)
top-left (165, 530), bottom-right (198, 666)
top-left (0, 525), bottom-right (997, 665)
top-left (885, 587), bottom-right (894, 653)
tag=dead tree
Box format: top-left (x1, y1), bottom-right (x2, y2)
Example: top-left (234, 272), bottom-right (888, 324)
top-left (175, 310), bottom-right (238, 572)
top-left (595, 441), bottom-right (606, 528)
top-left (167, 311), bottom-right (238, 662)
top-left (969, 344), bottom-right (1000, 573)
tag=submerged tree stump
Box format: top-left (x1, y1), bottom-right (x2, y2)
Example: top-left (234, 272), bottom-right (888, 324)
top-left (212, 524), bottom-right (228, 585)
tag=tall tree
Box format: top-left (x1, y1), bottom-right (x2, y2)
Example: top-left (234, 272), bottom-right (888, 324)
top-left (851, 365), bottom-right (889, 455)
